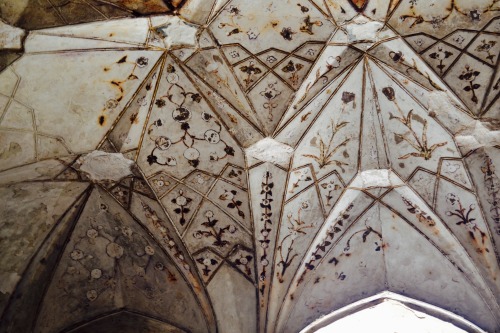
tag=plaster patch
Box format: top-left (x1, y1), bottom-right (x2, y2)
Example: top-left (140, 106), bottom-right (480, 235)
top-left (344, 17), bottom-right (384, 43)
top-left (455, 121), bottom-right (500, 154)
top-left (245, 138), bottom-right (294, 166)
top-left (0, 20), bottom-right (25, 50)
top-left (350, 169), bottom-right (404, 188)
top-left (77, 150), bottom-right (134, 182)
top-left (155, 16), bottom-right (198, 48)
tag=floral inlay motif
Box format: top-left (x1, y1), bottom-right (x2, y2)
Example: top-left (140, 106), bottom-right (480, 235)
top-left (218, 5), bottom-right (245, 37)
top-left (445, 193), bottom-right (488, 250)
top-left (105, 56), bottom-right (149, 102)
top-left (402, 197), bottom-right (436, 226)
top-left (277, 202), bottom-right (314, 283)
top-left (233, 252), bottom-right (254, 277)
top-left (300, 16), bottom-right (323, 35)
top-left (320, 180), bottom-right (342, 206)
top-left (481, 157), bottom-right (500, 235)
top-left (240, 61), bottom-right (263, 87)
top-left (193, 210), bottom-right (237, 247)
top-left (297, 203), bottom-right (354, 284)
top-left (303, 119), bottom-right (350, 169)
top-left (258, 171), bottom-right (274, 294)
top-left (458, 65), bottom-right (482, 104)
top-left (260, 82), bottom-right (282, 121)
top-left (171, 190), bottom-right (193, 226)
top-left (141, 201), bottom-right (191, 271)
top-left (400, 0), bottom-right (499, 27)
top-left (281, 27), bottom-right (296, 41)
top-left (282, 60), bottom-right (304, 87)
top-left (382, 87), bottom-right (447, 160)
top-left (475, 40), bottom-right (497, 63)
top-left (429, 47), bottom-right (454, 75)
top-left (60, 208), bottom-right (177, 310)
top-left (196, 256), bottom-right (219, 277)
top-left (219, 189), bottom-right (246, 218)
top-left (389, 50), bottom-right (442, 90)
top-left (147, 65), bottom-right (236, 168)
top-left (289, 168), bottom-right (312, 194)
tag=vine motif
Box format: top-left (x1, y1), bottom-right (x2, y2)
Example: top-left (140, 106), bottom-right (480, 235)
top-left (445, 193), bottom-right (489, 250)
top-left (219, 189), bottom-right (246, 218)
top-left (98, 56), bottom-right (149, 125)
top-left (217, 5), bottom-right (261, 40)
top-left (297, 203), bottom-right (354, 285)
top-left (325, 225), bottom-right (383, 278)
top-left (218, 5), bottom-right (245, 37)
top-left (193, 210), bottom-right (237, 247)
top-left (388, 51), bottom-right (442, 90)
top-left (402, 197), bottom-right (436, 226)
top-left (277, 202), bottom-right (314, 283)
top-left (459, 65), bottom-right (481, 104)
top-left (147, 65), bottom-right (235, 168)
top-left (340, 225), bottom-right (382, 255)
top-left (400, 0), bottom-right (499, 27)
top-left (302, 118), bottom-right (350, 170)
top-left (258, 171), bottom-right (274, 295)
top-left (141, 201), bottom-right (191, 271)
top-left (217, 3), bottom-right (323, 41)
top-left (382, 86), bottom-right (447, 160)
top-left (296, 56), bottom-right (343, 107)
top-left (260, 82), bottom-right (282, 122)
top-left (481, 157), bottom-right (500, 235)
top-left (104, 55), bottom-right (149, 102)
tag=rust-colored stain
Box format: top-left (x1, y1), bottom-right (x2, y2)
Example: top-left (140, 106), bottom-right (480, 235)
top-left (348, 0), bottom-right (369, 11)
top-left (119, 0), bottom-right (177, 13)
top-left (228, 114), bottom-right (238, 124)
top-left (130, 112), bottom-right (139, 124)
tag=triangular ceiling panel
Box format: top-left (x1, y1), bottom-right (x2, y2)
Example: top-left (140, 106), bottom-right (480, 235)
top-left (36, 187), bottom-right (209, 333)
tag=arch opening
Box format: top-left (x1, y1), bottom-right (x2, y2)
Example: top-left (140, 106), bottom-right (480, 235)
top-left (300, 292), bottom-right (486, 333)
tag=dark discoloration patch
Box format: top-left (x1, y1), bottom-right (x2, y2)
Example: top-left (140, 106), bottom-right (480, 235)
top-left (1, 0), bottom-right (186, 30)
top-left (0, 51), bottom-right (23, 73)
top-left (98, 115), bottom-right (106, 126)
top-left (0, 142), bottom-right (22, 160)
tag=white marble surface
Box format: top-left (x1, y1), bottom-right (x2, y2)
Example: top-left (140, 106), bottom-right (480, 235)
top-left (0, 1), bottom-right (499, 333)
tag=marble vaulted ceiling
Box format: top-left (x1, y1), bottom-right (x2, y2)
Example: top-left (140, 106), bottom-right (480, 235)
top-left (0, 0), bottom-right (499, 332)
